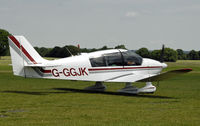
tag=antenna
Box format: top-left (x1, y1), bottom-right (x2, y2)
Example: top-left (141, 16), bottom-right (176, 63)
top-left (65, 46), bottom-right (73, 56)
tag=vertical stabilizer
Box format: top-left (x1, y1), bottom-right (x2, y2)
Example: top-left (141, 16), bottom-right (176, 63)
top-left (8, 36), bottom-right (46, 76)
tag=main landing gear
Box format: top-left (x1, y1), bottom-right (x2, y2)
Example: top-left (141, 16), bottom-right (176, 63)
top-left (84, 82), bottom-right (107, 91)
top-left (84, 82), bottom-right (156, 94)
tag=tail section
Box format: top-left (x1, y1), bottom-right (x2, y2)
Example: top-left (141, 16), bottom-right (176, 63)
top-left (8, 35), bottom-right (46, 76)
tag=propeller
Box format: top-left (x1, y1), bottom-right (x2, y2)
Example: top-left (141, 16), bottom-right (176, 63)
top-left (160, 44), bottom-right (165, 63)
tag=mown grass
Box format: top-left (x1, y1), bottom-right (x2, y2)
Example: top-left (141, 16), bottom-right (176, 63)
top-left (0, 57), bottom-right (199, 126)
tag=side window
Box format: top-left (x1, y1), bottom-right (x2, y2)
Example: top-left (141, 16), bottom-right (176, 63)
top-left (104, 52), bottom-right (123, 66)
top-left (122, 50), bottom-right (143, 66)
top-left (90, 56), bottom-right (106, 67)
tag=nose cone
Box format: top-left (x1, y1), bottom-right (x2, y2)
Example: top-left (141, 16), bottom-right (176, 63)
top-left (161, 63), bottom-right (167, 68)
top-left (142, 58), bottom-right (168, 69)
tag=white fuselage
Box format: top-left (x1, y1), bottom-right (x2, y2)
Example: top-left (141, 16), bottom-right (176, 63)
top-left (8, 36), bottom-right (167, 83)
top-left (24, 49), bottom-right (166, 83)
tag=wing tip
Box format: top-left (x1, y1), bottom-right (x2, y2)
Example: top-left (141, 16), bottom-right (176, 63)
top-left (178, 68), bottom-right (193, 72)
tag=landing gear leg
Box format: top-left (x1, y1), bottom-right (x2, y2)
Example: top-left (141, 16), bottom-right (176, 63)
top-left (138, 82), bottom-right (156, 93)
top-left (84, 82), bottom-right (107, 91)
top-left (117, 82), bottom-right (138, 94)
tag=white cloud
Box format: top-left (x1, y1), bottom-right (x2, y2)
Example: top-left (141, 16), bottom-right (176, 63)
top-left (125, 11), bottom-right (139, 17)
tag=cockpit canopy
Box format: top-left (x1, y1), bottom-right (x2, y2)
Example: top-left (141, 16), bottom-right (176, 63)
top-left (90, 50), bottom-right (143, 67)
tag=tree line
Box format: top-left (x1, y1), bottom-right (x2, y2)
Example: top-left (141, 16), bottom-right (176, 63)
top-left (34, 46), bottom-right (200, 62)
top-left (0, 28), bottom-right (200, 62)
top-left (135, 48), bottom-right (200, 62)
top-left (34, 45), bottom-right (126, 58)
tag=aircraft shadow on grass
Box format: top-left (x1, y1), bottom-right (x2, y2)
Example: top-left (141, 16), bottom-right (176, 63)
top-left (2, 88), bottom-right (175, 99)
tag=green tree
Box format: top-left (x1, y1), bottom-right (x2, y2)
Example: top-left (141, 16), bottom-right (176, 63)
top-left (198, 51), bottom-right (200, 60)
top-left (100, 46), bottom-right (108, 50)
top-left (0, 29), bottom-right (11, 57)
top-left (136, 48), bottom-right (150, 58)
top-left (164, 48), bottom-right (178, 62)
top-left (64, 45), bottom-right (79, 56)
top-left (115, 45), bottom-right (127, 49)
top-left (34, 47), bottom-right (51, 57)
top-left (45, 46), bottom-right (61, 57)
top-left (187, 50), bottom-right (199, 60)
top-left (45, 45), bottom-right (79, 58)
top-left (150, 50), bottom-right (160, 61)
top-left (150, 48), bottom-right (177, 62)
top-left (176, 49), bottom-right (187, 60)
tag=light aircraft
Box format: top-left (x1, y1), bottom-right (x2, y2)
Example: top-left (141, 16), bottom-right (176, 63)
top-left (8, 35), bottom-right (192, 94)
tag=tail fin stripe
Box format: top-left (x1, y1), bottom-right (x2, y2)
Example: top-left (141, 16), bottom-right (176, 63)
top-left (21, 46), bottom-right (37, 64)
top-left (9, 36), bottom-right (37, 64)
top-left (9, 36), bottom-right (20, 49)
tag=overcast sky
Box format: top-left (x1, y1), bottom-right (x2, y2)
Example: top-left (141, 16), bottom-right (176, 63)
top-left (1, 0), bottom-right (200, 50)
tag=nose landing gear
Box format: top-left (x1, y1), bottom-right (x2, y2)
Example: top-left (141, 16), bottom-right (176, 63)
top-left (118, 82), bottom-right (156, 94)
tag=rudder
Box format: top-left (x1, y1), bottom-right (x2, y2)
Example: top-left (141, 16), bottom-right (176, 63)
top-left (8, 36), bottom-right (46, 76)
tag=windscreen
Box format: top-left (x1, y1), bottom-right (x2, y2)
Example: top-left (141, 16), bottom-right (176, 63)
top-left (89, 50), bottom-right (143, 67)
top-left (122, 50), bottom-right (143, 66)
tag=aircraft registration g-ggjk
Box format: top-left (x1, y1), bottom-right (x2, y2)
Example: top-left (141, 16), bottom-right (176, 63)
top-left (8, 36), bottom-right (192, 94)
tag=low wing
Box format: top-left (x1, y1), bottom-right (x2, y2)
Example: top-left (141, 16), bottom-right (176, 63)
top-left (105, 72), bottom-right (154, 83)
top-left (138, 68), bottom-right (192, 82)
top-left (104, 73), bottom-right (134, 82)
top-left (105, 68), bottom-right (192, 83)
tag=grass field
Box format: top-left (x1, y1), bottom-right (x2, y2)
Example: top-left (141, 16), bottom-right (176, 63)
top-left (0, 56), bottom-right (200, 126)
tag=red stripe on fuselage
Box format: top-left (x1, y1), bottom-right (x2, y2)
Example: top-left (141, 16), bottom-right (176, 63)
top-left (88, 66), bottom-right (162, 71)
top-left (9, 36), bottom-right (37, 64)
top-left (39, 68), bottom-right (51, 73)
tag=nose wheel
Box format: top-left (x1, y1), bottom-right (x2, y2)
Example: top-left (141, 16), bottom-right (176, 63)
top-left (138, 82), bottom-right (156, 93)
top-left (118, 82), bottom-right (156, 94)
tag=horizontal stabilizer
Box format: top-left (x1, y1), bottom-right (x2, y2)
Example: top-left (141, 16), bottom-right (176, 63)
top-left (138, 68), bottom-right (192, 82)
